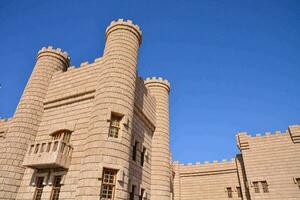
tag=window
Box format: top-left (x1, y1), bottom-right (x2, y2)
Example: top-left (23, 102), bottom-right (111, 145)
top-left (261, 181), bottom-right (269, 193)
top-left (101, 169), bottom-right (117, 199)
top-left (226, 187), bottom-right (233, 198)
top-left (50, 176), bottom-right (62, 200)
top-left (253, 182), bottom-right (260, 193)
top-left (139, 188), bottom-right (145, 200)
top-left (296, 178), bottom-right (300, 188)
top-left (33, 177), bottom-right (44, 200)
top-left (130, 185), bottom-right (136, 200)
top-left (52, 131), bottom-right (72, 143)
top-left (141, 146), bottom-right (146, 166)
top-left (109, 114), bottom-right (122, 138)
top-left (40, 143), bottom-right (46, 153)
top-left (236, 187), bottom-right (242, 197)
top-left (132, 141), bottom-right (138, 161)
top-left (34, 144), bottom-right (40, 154)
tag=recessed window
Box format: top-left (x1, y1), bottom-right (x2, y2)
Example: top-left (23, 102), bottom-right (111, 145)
top-left (101, 168), bottom-right (117, 199)
top-left (237, 186), bottom-right (242, 197)
top-left (52, 130), bottom-right (72, 143)
top-left (253, 182), bottom-right (260, 193)
top-left (132, 141), bottom-right (138, 161)
top-left (226, 187), bottom-right (233, 198)
top-left (50, 176), bottom-right (62, 200)
top-left (261, 181), bottom-right (269, 193)
top-left (139, 188), bottom-right (145, 200)
top-left (296, 178), bottom-right (300, 188)
top-left (130, 184), bottom-right (136, 200)
top-left (141, 146), bottom-right (146, 166)
top-left (109, 114), bottom-right (122, 138)
top-left (33, 177), bottom-right (44, 200)
top-left (34, 144), bottom-right (40, 154)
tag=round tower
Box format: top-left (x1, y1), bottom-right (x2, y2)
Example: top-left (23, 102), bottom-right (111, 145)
top-left (77, 19), bottom-right (142, 199)
top-left (0, 47), bottom-right (69, 200)
top-left (145, 77), bottom-right (171, 200)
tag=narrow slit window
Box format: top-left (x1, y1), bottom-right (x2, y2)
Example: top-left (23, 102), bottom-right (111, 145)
top-left (141, 146), bottom-right (146, 166)
top-left (139, 188), bottom-right (145, 200)
top-left (132, 141), bottom-right (138, 161)
top-left (237, 186), bottom-right (242, 197)
top-left (130, 185), bottom-right (136, 200)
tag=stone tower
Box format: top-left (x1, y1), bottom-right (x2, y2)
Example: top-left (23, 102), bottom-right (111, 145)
top-left (145, 78), bottom-right (171, 200)
top-left (0, 47), bottom-right (69, 200)
top-left (76, 19), bottom-right (142, 199)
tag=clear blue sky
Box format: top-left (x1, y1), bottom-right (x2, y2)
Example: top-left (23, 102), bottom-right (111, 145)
top-left (0, 0), bottom-right (299, 163)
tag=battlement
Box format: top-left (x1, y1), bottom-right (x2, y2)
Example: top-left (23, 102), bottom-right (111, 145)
top-left (144, 77), bottom-right (171, 93)
top-left (37, 46), bottom-right (70, 69)
top-left (173, 158), bottom-right (235, 167)
top-left (236, 128), bottom-right (297, 151)
top-left (106, 19), bottom-right (142, 45)
top-left (173, 159), bottom-right (237, 177)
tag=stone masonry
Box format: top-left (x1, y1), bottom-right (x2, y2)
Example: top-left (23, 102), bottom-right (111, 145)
top-left (0, 19), bottom-right (299, 200)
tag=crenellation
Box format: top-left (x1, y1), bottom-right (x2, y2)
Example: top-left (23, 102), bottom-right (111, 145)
top-left (1, 18), bottom-right (299, 200)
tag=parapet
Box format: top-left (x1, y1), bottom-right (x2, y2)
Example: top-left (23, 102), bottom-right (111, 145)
top-left (236, 129), bottom-right (289, 151)
top-left (37, 46), bottom-right (70, 70)
top-left (106, 19), bottom-right (142, 46)
top-left (144, 77), bottom-right (171, 93)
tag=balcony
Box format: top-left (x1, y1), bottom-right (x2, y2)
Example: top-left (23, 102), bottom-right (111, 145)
top-left (23, 139), bottom-right (73, 169)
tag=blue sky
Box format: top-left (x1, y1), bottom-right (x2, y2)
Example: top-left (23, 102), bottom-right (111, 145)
top-left (0, 0), bottom-right (299, 163)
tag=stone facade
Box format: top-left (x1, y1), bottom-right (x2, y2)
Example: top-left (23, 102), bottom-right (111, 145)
top-left (0, 19), bottom-right (299, 200)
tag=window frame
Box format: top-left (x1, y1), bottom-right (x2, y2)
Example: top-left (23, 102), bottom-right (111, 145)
top-left (226, 187), bottom-right (233, 198)
top-left (50, 175), bottom-right (62, 200)
top-left (101, 168), bottom-right (117, 200)
top-left (108, 114), bottom-right (122, 138)
top-left (261, 181), bottom-right (269, 193)
top-left (33, 176), bottom-right (44, 200)
top-left (253, 181), bottom-right (260, 193)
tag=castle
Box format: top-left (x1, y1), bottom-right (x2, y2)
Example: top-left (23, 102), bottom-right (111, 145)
top-left (0, 19), bottom-right (299, 200)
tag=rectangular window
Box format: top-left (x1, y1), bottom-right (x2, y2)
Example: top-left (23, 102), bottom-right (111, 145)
top-left (40, 143), bottom-right (46, 153)
top-left (109, 114), bottom-right (122, 138)
top-left (261, 181), bottom-right (269, 193)
top-left (139, 188), bottom-right (145, 200)
top-left (132, 141), bottom-right (138, 161)
top-left (226, 187), bottom-right (233, 198)
top-left (33, 177), bottom-right (44, 200)
top-left (253, 182), bottom-right (260, 193)
top-left (50, 176), bottom-right (62, 200)
top-left (130, 185), bottom-right (136, 200)
top-left (296, 178), bottom-right (300, 188)
top-left (141, 146), bottom-right (146, 166)
top-left (101, 168), bottom-right (117, 199)
top-left (34, 144), bottom-right (40, 154)
top-left (237, 186), bottom-right (242, 197)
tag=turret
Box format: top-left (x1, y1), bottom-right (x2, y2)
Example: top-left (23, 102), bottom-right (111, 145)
top-left (76, 19), bottom-right (142, 199)
top-left (145, 77), bottom-right (171, 200)
top-left (0, 47), bottom-right (69, 199)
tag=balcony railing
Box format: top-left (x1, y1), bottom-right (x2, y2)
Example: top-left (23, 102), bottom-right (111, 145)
top-left (22, 139), bottom-right (73, 169)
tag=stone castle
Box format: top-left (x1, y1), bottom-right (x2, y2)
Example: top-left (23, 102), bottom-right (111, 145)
top-left (0, 19), bottom-right (299, 200)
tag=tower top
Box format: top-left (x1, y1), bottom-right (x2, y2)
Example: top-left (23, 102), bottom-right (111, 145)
top-left (106, 19), bottom-right (142, 46)
top-left (37, 46), bottom-right (70, 69)
top-left (144, 77), bottom-right (170, 93)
